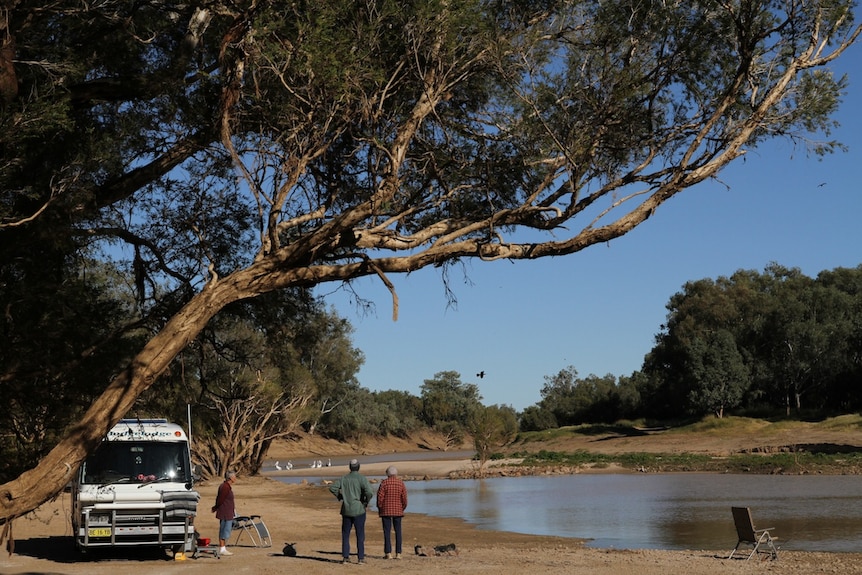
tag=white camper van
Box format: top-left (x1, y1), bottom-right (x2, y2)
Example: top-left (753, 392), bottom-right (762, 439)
top-left (71, 418), bottom-right (199, 555)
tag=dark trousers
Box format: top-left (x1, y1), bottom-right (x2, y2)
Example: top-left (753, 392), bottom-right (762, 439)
top-left (381, 516), bottom-right (403, 554)
top-left (341, 513), bottom-right (366, 560)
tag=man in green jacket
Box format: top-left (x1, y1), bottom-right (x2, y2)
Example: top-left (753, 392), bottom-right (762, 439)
top-left (329, 459), bottom-right (374, 564)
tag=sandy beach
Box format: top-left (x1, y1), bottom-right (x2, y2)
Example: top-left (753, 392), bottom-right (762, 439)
top-left (4, 453), bottom-right (862, 575)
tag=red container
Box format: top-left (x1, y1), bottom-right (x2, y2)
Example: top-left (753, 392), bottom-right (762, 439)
top-left (197, 537), bottom-right (211, 547)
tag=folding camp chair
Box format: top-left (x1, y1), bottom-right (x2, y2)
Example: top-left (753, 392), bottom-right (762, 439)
top-left (232, 514), bottom-right (272, 548)
top-left (728, 506), bottom-right (779, 560)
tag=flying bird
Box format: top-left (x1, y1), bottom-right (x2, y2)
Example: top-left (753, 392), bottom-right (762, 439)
top-left (477, 371), bottom-right (485, 379)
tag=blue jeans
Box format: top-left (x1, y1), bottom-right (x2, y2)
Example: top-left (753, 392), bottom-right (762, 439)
top-left (381, 516), bottom-right (403, 554)
top-left (219, 519), bottom-right (233, 543)
top-left (341, 513), bottom-right (366, 560)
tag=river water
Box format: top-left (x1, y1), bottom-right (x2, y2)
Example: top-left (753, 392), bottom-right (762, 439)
top-left (278, 470), bottom-right (862, 552)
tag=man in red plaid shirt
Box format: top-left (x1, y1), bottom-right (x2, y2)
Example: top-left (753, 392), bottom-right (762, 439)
top-left (375, 466), bottom-right (408, 559)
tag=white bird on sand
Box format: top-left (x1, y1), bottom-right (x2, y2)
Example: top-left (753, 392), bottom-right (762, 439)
top-left (275, 461), bottom-right (282, 471)
top-left (286, 461), bottom-right (293, 470)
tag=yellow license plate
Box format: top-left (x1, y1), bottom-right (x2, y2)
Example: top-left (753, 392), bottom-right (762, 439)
top-left (88, 528), bottom-right (112, 537)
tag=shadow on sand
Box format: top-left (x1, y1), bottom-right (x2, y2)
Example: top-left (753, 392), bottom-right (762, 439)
top-left (13, 535), bottom-right (174, 564)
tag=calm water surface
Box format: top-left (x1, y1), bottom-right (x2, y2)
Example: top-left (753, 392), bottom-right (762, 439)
top-left (398, 474), bottom-right (862, 552)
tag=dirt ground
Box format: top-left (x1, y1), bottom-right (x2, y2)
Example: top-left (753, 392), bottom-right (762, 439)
top-left (4, 423), bottom-right (862, 575)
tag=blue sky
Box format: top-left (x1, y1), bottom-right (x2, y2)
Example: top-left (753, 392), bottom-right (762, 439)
top-left (316, 53), bottom-right (862, 412)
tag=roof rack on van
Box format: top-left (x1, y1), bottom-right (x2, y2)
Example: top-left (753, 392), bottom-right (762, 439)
top-left (118, 418), bottom-right (169, 424)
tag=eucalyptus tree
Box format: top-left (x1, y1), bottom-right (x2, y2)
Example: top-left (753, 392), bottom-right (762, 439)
top-left (420, 371), bottom-right (483, 448)
top-left (537, 366), bottom-right (582, 425)
top-left (684, 329), bottom-right (750, 418)
top-left (644, 274), bottom-right (758, 417)
top-left (758, 265), bottom-right (851, 414)
top-left (644, 264), bottom-right (862, 416)
top-left (536, 366), bottom-right (627, 424)
top-left (519, 405), bottom-right (559, 432)
top-left (815, 266), bottom-right (862, 407)
top-left (369, 389), bottom-right (425, 438)
top-left (468, 404), bottom-right (519, 473)
top-left (295, 310), bottom-right (366, 436)
top-left (1, 0), bottom-right (859, 523)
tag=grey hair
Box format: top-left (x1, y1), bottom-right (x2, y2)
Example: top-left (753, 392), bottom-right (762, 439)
top-left (386, 466), bottom-right (397, 477)
top-left (225, 470), bottom-right (237, 481)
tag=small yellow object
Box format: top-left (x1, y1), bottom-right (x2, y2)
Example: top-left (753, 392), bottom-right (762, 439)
top-left (174, 552), bottom-right (187, 561)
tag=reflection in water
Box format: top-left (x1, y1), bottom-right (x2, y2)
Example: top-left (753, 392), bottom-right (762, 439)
top-left (405, 474), bottom-right (862, 552)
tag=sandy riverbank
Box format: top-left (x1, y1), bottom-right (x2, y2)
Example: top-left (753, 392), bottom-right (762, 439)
top-left (4, 454), bottom-right (862, 575)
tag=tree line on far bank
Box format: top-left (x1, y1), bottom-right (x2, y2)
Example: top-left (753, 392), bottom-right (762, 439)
top-left (522, 263), bottom-right (862, 430)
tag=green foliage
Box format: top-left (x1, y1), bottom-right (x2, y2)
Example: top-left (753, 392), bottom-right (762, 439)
top-left (468, 404), bottom-right (518, 470)
top-left (289, 308), bottom-right (366, 434)
top-left (641, 264), bottom-right (862, 420)
top-left (536, 366), bottom-right (632, 426)
top-left (321, 388), bottom-right (425, 442)
top-left (319, 387), bottom-right (380, 442)
top-left (519, 405), bottom-right (558, 432)
top-left (0, 258), bottom-right (144, 480)
top-left (685, 329), bottom-right (750, 418)
top-left (138, 288), bottom-right (364, 476)
top-left (420, 371), bottom-right (483, 429)
top-left (536, 366), bottom-right (579, 425)
top-left (371, 390), bottom-right (425, 437)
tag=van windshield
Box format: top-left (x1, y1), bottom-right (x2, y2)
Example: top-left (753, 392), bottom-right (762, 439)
top-left (81, 441), bottom-right (192, 485)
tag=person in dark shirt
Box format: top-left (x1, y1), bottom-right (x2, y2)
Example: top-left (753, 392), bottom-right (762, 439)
top-left (212, 470), bottom-right (237, 556)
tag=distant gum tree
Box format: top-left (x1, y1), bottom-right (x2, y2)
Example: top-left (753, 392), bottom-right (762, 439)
top-left (421, 371), bottom-right (483, 449)
top-left (1, 0), bottom-right (859, 524)
top-left (468, 404), bottom-right (519, 474)
top-left (685, 329), bottom-right (751, 418)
